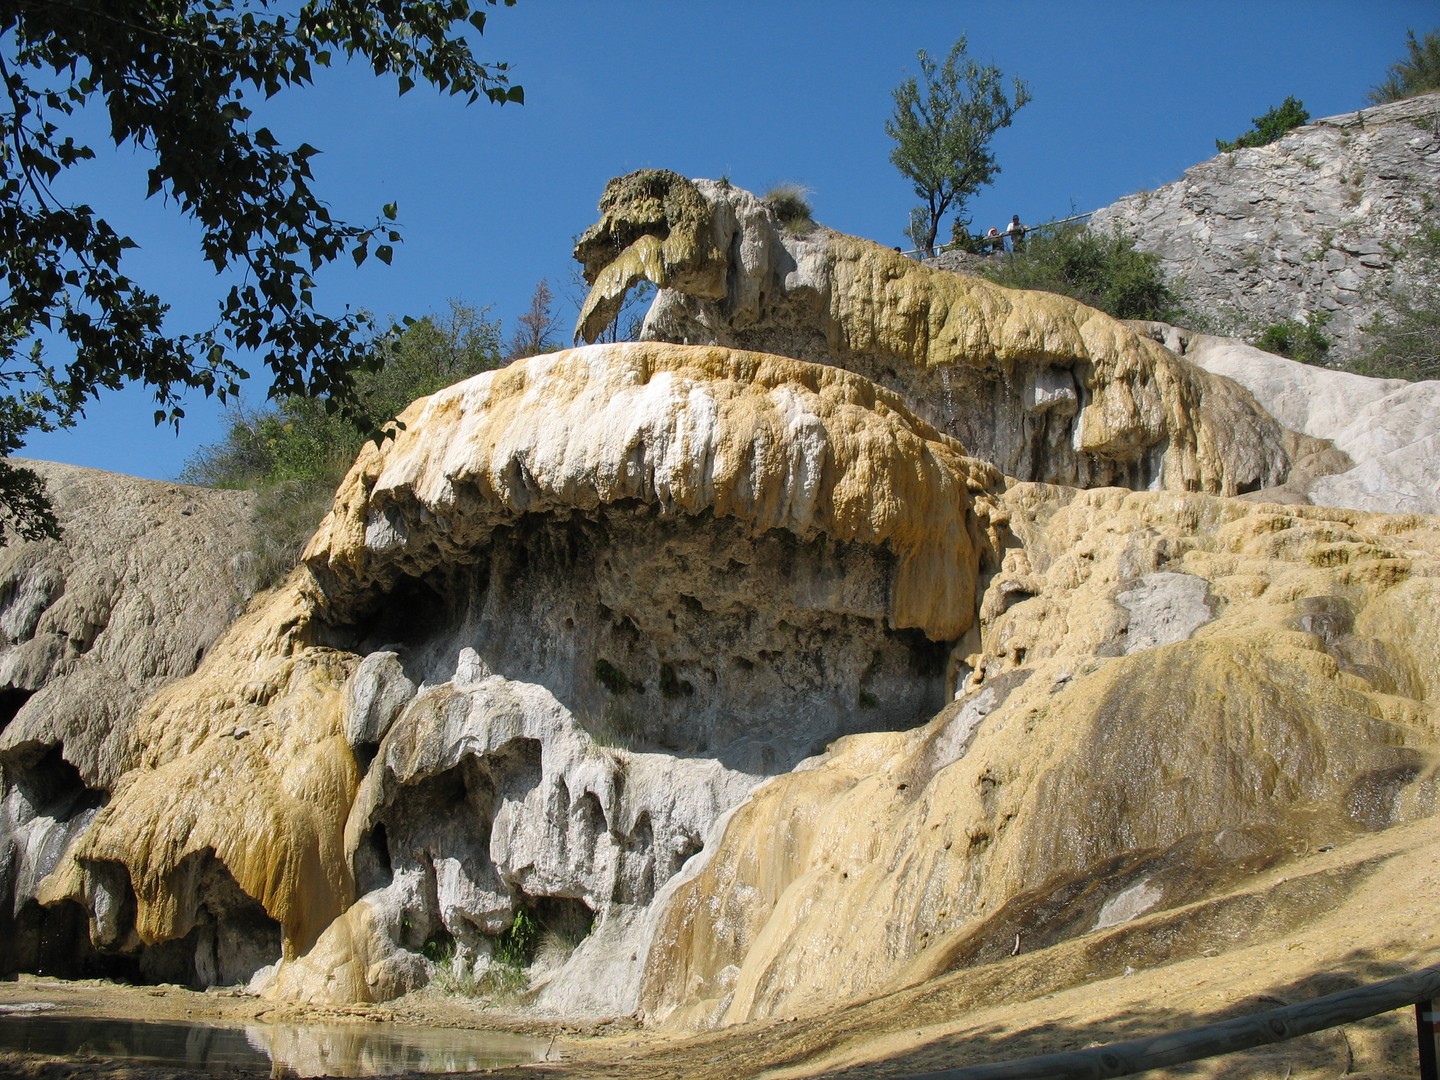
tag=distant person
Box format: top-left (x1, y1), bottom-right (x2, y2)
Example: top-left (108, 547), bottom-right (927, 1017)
top-left (1004, 215), bottom-right (1027, 253)
top-left (985, 226), bottom-right (1003, 255)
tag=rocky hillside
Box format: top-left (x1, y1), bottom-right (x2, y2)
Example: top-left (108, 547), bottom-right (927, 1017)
top-left (1091, 91), bottom-right (1440, 361)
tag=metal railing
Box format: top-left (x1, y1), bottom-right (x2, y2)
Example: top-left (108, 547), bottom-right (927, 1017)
top-left (898, 210), bottom-right (1096, 261)
top-left (906, 962), bottom-right (1440, 1079)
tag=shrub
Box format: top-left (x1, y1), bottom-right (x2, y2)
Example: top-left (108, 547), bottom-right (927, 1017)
top-left (1355, 223), bottom-right (1440, 380)
top-left (974, 223), bottom-right (1186, 322)
top-left (1369, 28), bottom-right (1440, 104)
top-left (762, 183), bottom-right (814, 233)
top-left (1215, 96), bottom-right (1309, 153)
top-left (1252, 312), bottom-right (1331, 366)
top-left (495, 908), bottom-right (539, 968)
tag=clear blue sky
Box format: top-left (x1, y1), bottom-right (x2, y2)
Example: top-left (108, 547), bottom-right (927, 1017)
top-left (17, 0), bottom-right (1437, 480)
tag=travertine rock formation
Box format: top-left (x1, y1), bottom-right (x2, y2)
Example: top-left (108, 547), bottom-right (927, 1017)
top-left (1138, 322), bottom-right (1440, 515)
top-left (0, 461), bottom-right (256, 978)
top-left (641, 488), bottom-right (1440, 1026)
top-left (574, 171), bottom-right (1298, 498)
top-left (34, 344), bottom-right (1005, 1004)
top-left (1091, 92), bottom-right (1440, 360)
top-left (8, 171), bottom-right (1440, 1048)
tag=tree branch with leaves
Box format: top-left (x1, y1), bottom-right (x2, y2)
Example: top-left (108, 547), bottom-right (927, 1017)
top-left (0, 0), bottom-right (522, 541)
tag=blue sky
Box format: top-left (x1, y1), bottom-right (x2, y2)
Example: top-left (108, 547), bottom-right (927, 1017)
top-left (17, 0), bottom-right (1437, 480)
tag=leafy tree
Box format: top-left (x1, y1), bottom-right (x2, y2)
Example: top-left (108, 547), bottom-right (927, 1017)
top-left (0, 0), bottom-right (522, 543)
top-left (975, 223), bottom-right (1185, 322)
top-left (1369, 28), bottom-right (1440, 104)
top-left (504, 278), bottom-right (561, 360)
top-left (182, 300), bottom-right (502, 585)
top-left (1215, 96), bottom-right (1309, 152)
top-left (885, 37), bottom-right (1030, 257)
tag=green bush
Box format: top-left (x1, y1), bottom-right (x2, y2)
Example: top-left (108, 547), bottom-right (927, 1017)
top-left (1252, 312), bottom-right (1331, 366)
top-left (1215, 96), bottom-right (1309, 153)
top-left (974, 223), bottom-right (1185, 322)
top-left (495, 908), bottom-right (538, 969)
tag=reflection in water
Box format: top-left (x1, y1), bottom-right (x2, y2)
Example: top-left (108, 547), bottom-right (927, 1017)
top-left (0, 1011), bottom-right (548, 1076)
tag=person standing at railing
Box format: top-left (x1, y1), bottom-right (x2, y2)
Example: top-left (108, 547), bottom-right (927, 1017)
top-left (985, 226), bottom-right (1004, 256)
top-left (1004, 215), bottom-right (1027, 253)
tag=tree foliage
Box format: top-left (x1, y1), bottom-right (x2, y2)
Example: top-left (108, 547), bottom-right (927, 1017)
top-left (182, 300), bottom-right (502, 585)
top-left (0, 0), bottom-right (521, 542)
top-left (1369, 28), bottom-right (1440, 104)
top-left (885, 37), bottom-right (1030, 257)
top-left (1215, 96), bottom-right (1309, 153)
top-left (974, 223), bottom-right (1184, 323)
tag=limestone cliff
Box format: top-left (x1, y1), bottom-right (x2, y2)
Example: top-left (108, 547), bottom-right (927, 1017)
top-left (575, 171), bottom-right (1298, 499)
top-left (0, 461), bottom-right (257, 978)
top-left (1091, 92), bottom-right (1440, 360)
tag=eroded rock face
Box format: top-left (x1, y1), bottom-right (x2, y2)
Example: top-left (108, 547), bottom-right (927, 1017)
top-left (574, 171), bottom-right (1295, 498)
top-left (639, 490), bottom-right (1440, 1028)
top-left (1137, 322), bottom-right (1440, 515)
top-left (13, 183), bottom-right (1440, 1034)
top-left (0, 461), bottom-right (258, 980)
top-left (36, 344), bottom-right (1002, 1006)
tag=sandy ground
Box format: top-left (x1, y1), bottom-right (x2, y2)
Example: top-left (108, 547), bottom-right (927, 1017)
top-left (2, 816), bottom-right (1438, 1080)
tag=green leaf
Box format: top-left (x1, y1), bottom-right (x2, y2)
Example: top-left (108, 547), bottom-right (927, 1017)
top-left (375, 245), bottom-right (393, 265)
top-left (382, 202), bottom-right (398, 220)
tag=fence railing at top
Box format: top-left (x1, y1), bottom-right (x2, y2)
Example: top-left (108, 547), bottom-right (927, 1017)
top-left (898, 210), bottom-right (1095, 260)
top-left (902, 961), bottom-right (1440, 1079)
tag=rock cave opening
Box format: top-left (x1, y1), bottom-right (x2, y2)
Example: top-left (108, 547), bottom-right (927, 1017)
top-left (335, 502), bottom-right (957, 775)
top-left (137, 849), bottom-right (283, 988)
top-left (4, 742), bottom-right (104, 819)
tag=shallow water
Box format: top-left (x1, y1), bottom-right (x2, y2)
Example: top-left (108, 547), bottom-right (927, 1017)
top-left (0, 1008), bottom-right (549, 1076)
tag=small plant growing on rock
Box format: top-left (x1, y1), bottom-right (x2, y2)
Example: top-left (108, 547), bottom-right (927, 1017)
top-left (1356, 223), bottom-right (1440, 380)
top-left (496, 908), bottom-right (539, 968)
top-left (762, 183), bottom-right (815, 234)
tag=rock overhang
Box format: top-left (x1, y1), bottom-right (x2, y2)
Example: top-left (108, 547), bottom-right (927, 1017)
top-left (571, 172), bottom-right (1298, 499)
top-left (306, 341), bottom-right (1004, 645)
